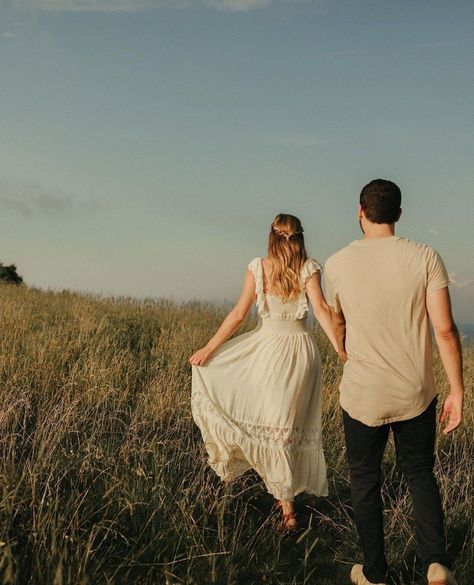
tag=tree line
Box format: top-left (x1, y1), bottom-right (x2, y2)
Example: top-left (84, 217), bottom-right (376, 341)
top-left (0, 261), bottom-right (23, 284)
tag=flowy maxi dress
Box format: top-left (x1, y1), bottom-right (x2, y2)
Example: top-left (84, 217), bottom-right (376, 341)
top-left (191, 257), bottom-right (328, 501)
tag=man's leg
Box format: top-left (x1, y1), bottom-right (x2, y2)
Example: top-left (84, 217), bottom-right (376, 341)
top-left (343, 409), bottom-right (390, 583)
top-left (391, 398), bottom-right (452, 572)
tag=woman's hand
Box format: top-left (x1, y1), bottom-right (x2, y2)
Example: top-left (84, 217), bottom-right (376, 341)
top-left (189, 346), bottom-right (215, 366)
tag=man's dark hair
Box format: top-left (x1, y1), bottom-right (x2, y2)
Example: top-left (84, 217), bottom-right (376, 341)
top-left (360, 179), bottom-right (401, 224)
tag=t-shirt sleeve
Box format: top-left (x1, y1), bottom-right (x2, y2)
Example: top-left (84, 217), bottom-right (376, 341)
top-left (323, 260), bottom-right (342, 312)
top-left (426, 248), bottom-right (450, 293)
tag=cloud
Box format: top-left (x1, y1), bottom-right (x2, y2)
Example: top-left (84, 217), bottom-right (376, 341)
top-left (0, 180), bottom-right (98, 218)
top-left (205, 0), bottom-right (271, 11)
top-left (2, 31), bottom-right (16, 37)
top-left (429, 228), bottom-right (439, 236)
top-left (448, 272), bottom-right (474, 289)
top-left (13, 0), bottom-right (158, 12)
top-left (10, 0), bottom-right (276, 12)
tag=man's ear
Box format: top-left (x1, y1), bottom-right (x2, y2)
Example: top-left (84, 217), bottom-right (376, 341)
top-left (357, 204), bottom-right (364, 220)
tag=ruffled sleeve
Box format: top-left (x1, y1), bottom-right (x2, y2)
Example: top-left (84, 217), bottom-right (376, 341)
top-left (301, 258), bottom-right (322, 285)
top-left (295, 258), bottom-right (322, 319)
top-left (247, 257), bottom-right (269, 318)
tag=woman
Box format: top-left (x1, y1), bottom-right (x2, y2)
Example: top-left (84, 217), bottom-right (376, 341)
top-left (189, 214), bottom-right (338, 530)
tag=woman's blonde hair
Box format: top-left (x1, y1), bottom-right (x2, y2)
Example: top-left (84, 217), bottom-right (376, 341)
top-left (265, 213), bottom-right (308, 299)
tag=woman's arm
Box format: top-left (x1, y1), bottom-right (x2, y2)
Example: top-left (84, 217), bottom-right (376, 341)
top-left (189, 268), bottom-right (256, 366)
top-left (305, 271), bottom-right (339, 353)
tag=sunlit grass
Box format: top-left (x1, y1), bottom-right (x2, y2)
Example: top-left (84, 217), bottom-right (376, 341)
top-left (0, 284), bottom-right (472, 584)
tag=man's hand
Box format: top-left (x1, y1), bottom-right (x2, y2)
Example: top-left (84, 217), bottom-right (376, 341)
top-left (439, 391), bottom-right (463, 434)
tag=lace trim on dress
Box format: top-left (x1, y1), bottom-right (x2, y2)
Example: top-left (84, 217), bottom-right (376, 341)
top-left (238, 420), bottom-right (322, 447)
top-left (191, 384), bottom-right (322, 448)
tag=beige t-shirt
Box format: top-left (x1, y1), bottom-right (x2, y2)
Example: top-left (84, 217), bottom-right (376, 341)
top-left (324, 235), bottom-right (450, 426)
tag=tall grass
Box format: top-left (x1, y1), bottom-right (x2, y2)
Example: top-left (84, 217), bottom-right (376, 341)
top-left (0, 284), bottom-right (472, 584)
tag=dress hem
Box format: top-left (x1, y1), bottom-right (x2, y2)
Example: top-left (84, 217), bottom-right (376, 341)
top-left (207, 455), bottom-right (329, 501)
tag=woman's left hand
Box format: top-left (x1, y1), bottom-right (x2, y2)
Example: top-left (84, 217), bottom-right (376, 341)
top-left (189, 346), bottom-right (214, 366)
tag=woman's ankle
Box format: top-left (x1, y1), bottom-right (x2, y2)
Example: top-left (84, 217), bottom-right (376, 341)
top-left (279, 499), bottom-right (294, 514)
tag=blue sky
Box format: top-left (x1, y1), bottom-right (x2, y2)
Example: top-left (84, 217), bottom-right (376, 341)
top-left (0, 0), bottom-right (473, 322)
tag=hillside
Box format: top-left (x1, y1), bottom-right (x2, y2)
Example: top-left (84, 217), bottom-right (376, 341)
top-left (0, 284), bottom-right (472, 585)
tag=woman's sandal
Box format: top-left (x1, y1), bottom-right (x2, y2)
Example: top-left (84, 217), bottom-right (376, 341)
top-left (275, 500), bottom-right (298, 531)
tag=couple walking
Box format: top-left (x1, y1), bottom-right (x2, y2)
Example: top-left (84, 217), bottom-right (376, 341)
top-left (189, 179), bottom-right (464, 585)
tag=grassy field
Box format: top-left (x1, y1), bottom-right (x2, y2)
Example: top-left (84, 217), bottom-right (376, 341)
top-left (0, 284), bottom-right (472, 585)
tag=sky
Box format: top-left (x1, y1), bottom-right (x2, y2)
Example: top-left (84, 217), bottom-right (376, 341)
top-left (0, 0), bottom-right (473, 323)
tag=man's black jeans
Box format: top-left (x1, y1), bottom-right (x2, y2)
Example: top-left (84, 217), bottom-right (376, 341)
top-left (342, 397), bottom-right (451, 583)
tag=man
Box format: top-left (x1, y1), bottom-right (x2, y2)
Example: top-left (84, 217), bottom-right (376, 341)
top-left (324, 179), bottom-right (464, 585)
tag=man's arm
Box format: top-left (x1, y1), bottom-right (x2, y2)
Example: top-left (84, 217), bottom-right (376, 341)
top-left (330, 308), bottom-right (348, 362)
top-left (426, 287), bottom-right (464, 434)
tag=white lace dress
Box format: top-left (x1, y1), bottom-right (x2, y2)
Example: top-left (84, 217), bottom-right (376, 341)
top-left (191, 257), bottom-right (328, 500)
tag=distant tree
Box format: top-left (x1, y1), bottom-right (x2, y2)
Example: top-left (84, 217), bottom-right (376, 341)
top-left (0, 262), bottom-right (23, 284)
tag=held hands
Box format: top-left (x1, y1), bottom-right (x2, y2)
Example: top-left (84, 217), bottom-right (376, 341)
top-left (338, 348), bottom-right (348, 362)
top-left (189, 345), bottom-right (214, 366)
top-left (440, 391), bottom-right (463, 434)
top-left (334, 342), bottom-right (347, 362)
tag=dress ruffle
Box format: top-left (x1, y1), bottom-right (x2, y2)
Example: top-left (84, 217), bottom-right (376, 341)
top-left (247, 257), bottom-right (270, 318)
top-left (192, 378), bottom-right (328, 500)
top-left (295, 258), bottom-right (323, 319)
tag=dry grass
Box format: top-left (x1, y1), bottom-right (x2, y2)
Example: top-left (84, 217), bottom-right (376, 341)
top-left (0, 284), bottom-right (472, 585)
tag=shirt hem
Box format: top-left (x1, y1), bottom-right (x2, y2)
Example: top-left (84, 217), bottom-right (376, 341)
top-left (340, 392), bottom-right (439, 427)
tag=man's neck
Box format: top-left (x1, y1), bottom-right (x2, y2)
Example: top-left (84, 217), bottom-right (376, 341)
top-left (363, 223), bottom-right (396, 240)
